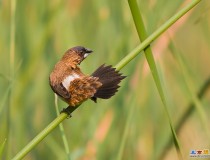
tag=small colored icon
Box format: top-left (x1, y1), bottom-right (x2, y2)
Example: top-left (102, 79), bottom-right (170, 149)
top-left (190, 150), bottom-right (196, 154)
top-left (189, 149), bottom-right (210, 158)
top-left (203, 149), bottom-right (209, 154)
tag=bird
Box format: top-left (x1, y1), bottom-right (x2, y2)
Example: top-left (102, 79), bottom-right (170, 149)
top-left (49, 46), bottom-right (126, 109)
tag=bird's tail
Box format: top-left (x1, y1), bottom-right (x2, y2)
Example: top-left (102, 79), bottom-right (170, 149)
top-left (90, 64), bottom-right (126, 102)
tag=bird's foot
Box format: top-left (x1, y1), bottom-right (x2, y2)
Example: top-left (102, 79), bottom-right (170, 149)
top-left (60, 106), bottom-right (72, 119)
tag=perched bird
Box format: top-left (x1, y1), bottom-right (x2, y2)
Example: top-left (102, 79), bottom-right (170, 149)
top-left (49, 46), bottom-right (126, 108)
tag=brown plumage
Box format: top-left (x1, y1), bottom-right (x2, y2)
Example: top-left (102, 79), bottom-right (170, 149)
top-left (49, 46), bottom-right (126, 107)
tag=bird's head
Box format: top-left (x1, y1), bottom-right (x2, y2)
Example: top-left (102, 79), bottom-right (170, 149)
top-left (62, 46), bottom-right (93, 68)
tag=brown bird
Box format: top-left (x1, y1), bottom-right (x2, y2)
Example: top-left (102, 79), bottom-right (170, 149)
top-left (49, 46), bottom-right (125, 108)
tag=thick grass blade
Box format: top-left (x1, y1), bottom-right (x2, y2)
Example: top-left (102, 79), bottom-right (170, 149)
top-left (127, 0), bottom-right (184, 159)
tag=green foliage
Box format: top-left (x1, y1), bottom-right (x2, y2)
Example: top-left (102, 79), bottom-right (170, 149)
top-left (0, 0), bottom-right (210, 159)
top-left (0, 139), bottom-right (6, 158)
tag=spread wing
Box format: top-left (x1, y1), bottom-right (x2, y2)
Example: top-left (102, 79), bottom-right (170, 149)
top-left (68, 76), bottom-right (102, 106)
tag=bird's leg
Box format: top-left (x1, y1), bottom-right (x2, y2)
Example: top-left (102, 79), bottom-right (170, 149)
top-left (60, 105), bottom-right (79, 119)
top-left (60, 106), bottom-right (72, 118)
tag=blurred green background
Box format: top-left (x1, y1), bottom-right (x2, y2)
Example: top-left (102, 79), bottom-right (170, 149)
top-left (1, 0), bottom-right (210, 159)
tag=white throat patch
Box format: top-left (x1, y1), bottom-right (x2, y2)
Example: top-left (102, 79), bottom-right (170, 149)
top-left (62, 73), bottom-right (80, 89)
top-left (84, 53), bottom-right (89, 58)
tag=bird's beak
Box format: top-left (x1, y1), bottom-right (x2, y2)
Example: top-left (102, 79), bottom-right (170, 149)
top-left (85, 48), bottom-right (93, 53)
top-left (83, 48), bottom-right (93, 59)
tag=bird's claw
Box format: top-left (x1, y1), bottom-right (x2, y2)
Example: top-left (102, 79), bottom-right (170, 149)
top-left (60, 107), bottom-right (72, 119)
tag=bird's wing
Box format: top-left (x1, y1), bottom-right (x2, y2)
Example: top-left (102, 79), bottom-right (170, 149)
top-left (50, 83), bottom-right (71, 99)
top-left (68, 76), bottom-right (102, 106)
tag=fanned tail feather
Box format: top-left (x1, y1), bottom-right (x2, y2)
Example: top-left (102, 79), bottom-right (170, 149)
top-left (91, 64), bottom-right (126, 102)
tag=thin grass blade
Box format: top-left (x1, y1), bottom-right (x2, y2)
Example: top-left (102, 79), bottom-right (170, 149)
top-left (54, 94), bottom-right (71, 160)
top-left (169, 42), bottom-right (210, 139)
top-left (0, 139), bottom-right (7, 158)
